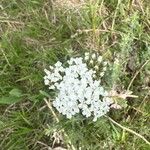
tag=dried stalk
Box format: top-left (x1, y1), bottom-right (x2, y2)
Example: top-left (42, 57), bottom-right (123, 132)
top-left (106, 116), bottom-right (150, 145)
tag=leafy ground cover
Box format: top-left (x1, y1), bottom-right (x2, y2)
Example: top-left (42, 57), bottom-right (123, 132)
top-left (0, 0), bottom-right (150, 149)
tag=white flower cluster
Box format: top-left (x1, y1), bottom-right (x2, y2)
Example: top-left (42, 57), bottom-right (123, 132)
top-left (44, 57), bottom-right (113, 121)
top-left (84, 52), bottom-right (108, 78)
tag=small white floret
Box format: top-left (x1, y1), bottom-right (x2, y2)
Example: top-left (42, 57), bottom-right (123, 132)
top-left (97, 56), bottom-right (102, 63)
top-left (85, 52), bottom-right (89, 56)
top-left (91, 53), bottom-right (96, 60)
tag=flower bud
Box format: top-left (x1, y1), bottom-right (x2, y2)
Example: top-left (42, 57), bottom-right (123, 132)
top-left (111, 104), bottom-right (122, 109)
top-left (94, 65), bottom-right (99, 70)
top-left (100, 72), bottom-right (104, 77)
top-left (44, 79), bottom-right (49, 85)
top-left (103, 61), bottom-right (108, 66)
top-left (114, 58), bottom-right (119, 64)
top-left (85, 52), bottom-right (89, 56)
top-left (97, 56), bottom-right (102, 63)
top-left (49, 85), bottom-right (55, 90)
top-left (92, 53), bottom-right (96, 60)
top-left (49, 66), bottom-right (54, 70)
top-left (44, 69), bottom-right (50, 75)
top-left (89, 60), bottom-right (94, 65)
top-left (93, 74), bottom-right (96, 78)
top-left (103, 67), bottom-right (107, 71)
top-left (85, 55), bottom-right (89, 61)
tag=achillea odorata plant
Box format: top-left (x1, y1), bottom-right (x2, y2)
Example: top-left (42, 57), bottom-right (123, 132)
top-left (44, 53), bottom-right (126, 121)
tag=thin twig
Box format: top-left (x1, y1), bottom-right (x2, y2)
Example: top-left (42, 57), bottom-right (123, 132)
top-left (130, 91), bottom-right (150, 122)
top-left (127, 60), bottom-right (150, 90)
top-left (0, 19), bottom-right (24, 25)
top-left (106, 116), bottom-right (150, 145)
top-left (44, 98), bottom-right (59, 123)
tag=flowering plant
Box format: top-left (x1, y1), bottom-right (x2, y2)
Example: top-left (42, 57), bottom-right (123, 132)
top-left (44, 53), bottom-right (118, 121)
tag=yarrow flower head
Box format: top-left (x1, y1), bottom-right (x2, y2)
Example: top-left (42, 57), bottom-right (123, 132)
top-left (44, 55), bottom-right (113, 121)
